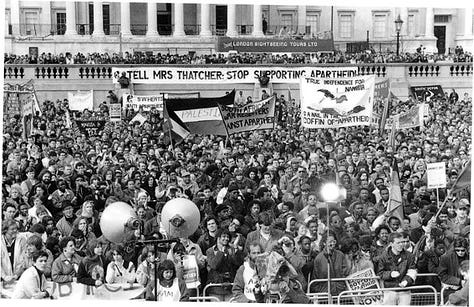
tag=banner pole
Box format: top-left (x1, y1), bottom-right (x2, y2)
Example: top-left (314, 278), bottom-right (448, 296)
top-left (436, 188), bottom-right (440, 209)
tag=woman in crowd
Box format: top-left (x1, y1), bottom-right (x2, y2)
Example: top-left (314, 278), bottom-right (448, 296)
top-left (145, 259), bottom-right (189, 301)
top-left (105, 245), bottom-right (136, 284)
top-left (77, 239), bottom-right (108, 287)
top-left (12, 250), bottom-right (52, 299)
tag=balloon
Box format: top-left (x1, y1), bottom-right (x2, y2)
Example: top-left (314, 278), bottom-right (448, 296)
top-left (100, 202), bottom-right (139, 243)
top-left (161, 198), bottom-right (200, 238)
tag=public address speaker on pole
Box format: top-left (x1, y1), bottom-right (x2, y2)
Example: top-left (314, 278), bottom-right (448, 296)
top-left (100, 198), bottom-right (200, 243)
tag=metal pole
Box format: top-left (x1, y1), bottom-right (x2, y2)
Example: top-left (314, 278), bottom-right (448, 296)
top-left (326, 201), bottom-right (332, 303)
top-left (396, 31), bottom-right (400, 56)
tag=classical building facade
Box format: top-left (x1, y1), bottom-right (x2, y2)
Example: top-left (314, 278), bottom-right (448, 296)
top-left (3, 1), bottom-right (473, 55)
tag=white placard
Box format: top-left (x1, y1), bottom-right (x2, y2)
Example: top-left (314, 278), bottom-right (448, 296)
top-left (427, 162), bottom-right (447, 189)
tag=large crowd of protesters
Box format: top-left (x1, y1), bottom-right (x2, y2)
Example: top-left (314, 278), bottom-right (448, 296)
top-left (1, 72), bottom-right (471, 303)
top-left (4, 46), bottom-right (473, 65)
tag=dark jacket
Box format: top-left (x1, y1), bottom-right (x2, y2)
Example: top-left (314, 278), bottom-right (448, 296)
top-left (376, 247), bottom-right (416, 288)
top-left (206, 245), bottom-right (244, 285)
top-left (310, 249), bottom-right (348, 295)
top-left (439, 250), bottom-right (469, 286)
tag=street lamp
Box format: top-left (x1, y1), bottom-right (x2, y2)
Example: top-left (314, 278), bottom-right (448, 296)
top-left (320, 182), bottom-right (342, 304)
top-left (394, 15), bottom-right (404, 56)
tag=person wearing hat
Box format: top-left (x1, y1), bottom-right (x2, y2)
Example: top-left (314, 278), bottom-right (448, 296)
top-left (49, 179), bottom-right (75, 220)
top-left (178, 170), bottom-right (199, 197)
top-left (447, 199), bottom-right (470, 237)
top-left (222, 183), bottom-right (245, 217)
top-left (439, 237), bottom-right (470, 303)
top-left (56, 201), bottom-right (76, 238)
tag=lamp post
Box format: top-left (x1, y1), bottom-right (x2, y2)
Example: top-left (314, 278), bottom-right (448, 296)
top-left (395, 15), bottom-right (404, 56)
top-left (320, 182), bottom-right (341, 304)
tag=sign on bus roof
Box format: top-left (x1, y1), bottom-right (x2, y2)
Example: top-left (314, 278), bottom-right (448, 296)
top-left (216, 37), bottom-right (334, 53)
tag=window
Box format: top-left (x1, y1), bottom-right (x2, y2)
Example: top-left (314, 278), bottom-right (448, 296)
top-left (373, 14), bottom-right (388, 39)
top-left (434, 15), bottom-right (450, 23)
top-left (407, 14), bottom-right (416, 37)
top-left (306, 14), bottom-right (319, 35)
top-left (281, 13), bottom-right (293, 28)
top-left (24, 11), bottom-right (39, 35)
top-left (56, 12), bottom-right (66, 35)
top-left (5, 9), bottom-right (11, 35)
top-left (338, 13), bottom-right (353, 39)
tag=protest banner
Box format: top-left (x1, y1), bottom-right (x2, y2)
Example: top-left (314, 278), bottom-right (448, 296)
top-left (1, 281), bottom-right (143, 300)
top-left (345, 269), bottom-right (382, 305)
top-left (300, 74), bottom-right (375, 128)
top-left (76, 119), bottom-right (106, 137)
top-left (218, 96), bottom-right (275, 135)
top-left (123, 94), bottom-right (163, 111)
top-left (216, 37), bottom-right (334, 53)
top-left (109, 103), bottom-right (122, 122)
top-left (374, 79), bottom-right (390, 99)
top-left (427, 162), bottom-right (447, 189)
top-left (410, 85), bottom-right (444, 102)
top-left (112, 67), bottom-right (358, 84)
top-left (396, 104), bottom-right (424, 129)
top-left (68, 90), bottom-right (94, 111)
top-left (129, 112), bottom-right (147, 126)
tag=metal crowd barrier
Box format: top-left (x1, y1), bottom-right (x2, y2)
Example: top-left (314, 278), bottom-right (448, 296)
top-left (337, 285), bottom-right (438, 306)
top-left (203, 282), bottom-right (234, 301)
top-left (306, 276), bottom-right (381, 294)
top-left (189, 296), bottom-right (220, 302)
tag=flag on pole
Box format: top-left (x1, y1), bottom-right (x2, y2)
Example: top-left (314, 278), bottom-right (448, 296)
top-left (386, 160), bottom-right (404, 227)
top-left (163, 103), bottom-right (190, 144)
top-left (450, 160), bottom-right (471, 195)
top-left (379, 92), bottom-right (391, 136)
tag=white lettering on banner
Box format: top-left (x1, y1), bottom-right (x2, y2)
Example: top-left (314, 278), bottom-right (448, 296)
top-left (427, 162), bottom-right (447, 189)
top-left (300, 73), bottom-right (375, 128)
top-left (175, 107), bottom-right (221, 123)
top-left (112, 67), bottom-right (358, 84)
top-left (123, 94), bottom-right (163, 111)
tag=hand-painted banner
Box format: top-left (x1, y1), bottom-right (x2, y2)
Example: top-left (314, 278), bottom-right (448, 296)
top-left (219, 96), bottom-right (275, 135)
top-left (68, 90), bottom-right (94, 111)
top-left (410, 85), bottom-right (444, 102)
top-left (300, 74), bottom-right (375, 128)
top-left (76, 119), bottom-right (106, 137)
top-left (393, 104), bottom-right (424, 129)
top-left (216, 37), bottom-right (334, 53)
top-left (123, 94), bottom-right (163, 111)
top-left (109, 103), bottom-right (122, 122)
top-left (112, 67), bottom-right (358, 84)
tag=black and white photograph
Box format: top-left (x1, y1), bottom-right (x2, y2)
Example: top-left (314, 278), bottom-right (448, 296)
top-left (1, 0), bottom-right (472, 305)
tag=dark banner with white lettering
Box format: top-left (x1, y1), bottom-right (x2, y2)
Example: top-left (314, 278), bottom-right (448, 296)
top-left (410, 85), bottom-right (445, 102)
top-left (76, 120), bottom-right (106, 137)
top-left (216, 37), bottom-right (334, 53)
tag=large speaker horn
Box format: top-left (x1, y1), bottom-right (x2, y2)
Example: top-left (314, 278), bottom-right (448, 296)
top-left (161, 198), bottom-right (200, 239)
top-left (100, 202), bottom-right (140, 244)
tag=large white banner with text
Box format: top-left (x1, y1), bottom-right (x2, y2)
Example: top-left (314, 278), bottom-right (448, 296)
top-left (112, 67), bottom-right (358, 84)
top-left (300, 74), bottom-right (375, 128)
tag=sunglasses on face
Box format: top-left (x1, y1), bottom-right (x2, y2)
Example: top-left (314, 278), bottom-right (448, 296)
top-left (455, 248), bottom-right (466, 252)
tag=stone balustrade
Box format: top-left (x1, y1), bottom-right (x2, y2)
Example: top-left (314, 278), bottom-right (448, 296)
top-left (4, 63), bottom-right (473, 80)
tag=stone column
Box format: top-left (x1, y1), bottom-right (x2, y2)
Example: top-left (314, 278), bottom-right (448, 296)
top-left (200, 3), bottom-right (212, 37)
top-left (92, 1), bottom-right (105, 37)
top-left (298, 5), bottom-right (306, 34)
top-left (252, 5), bottom-right (264, 37)
top-left (10, 0), bottom-right (20, 36)
top-left (423, 8), bottom-right (437, 53)
top-left (464, 7), bottom-right (473, 36)
top-left (146, 2), bottom-right (159, 37)
top-left (120, 1), bottom-right (132, 36)
top-left (173, 3), bottom-right (185, 37)
top-left (64, 1), bottom-right (77, 36)
top-left (399, 7), bottom-right (408, 37)
top-left (226, 4), bottom-right (237, 37)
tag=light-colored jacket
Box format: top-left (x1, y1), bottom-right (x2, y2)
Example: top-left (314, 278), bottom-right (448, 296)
top-left (12, 266), bottom-right (52, 299)
top-left (1, 232), bottom-right (29, 280)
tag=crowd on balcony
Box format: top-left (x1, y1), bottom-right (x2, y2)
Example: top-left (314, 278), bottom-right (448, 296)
top-left (4, 47), bottom-right (473, 65)
top-left (1, 79), bottom-right (471, 303)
